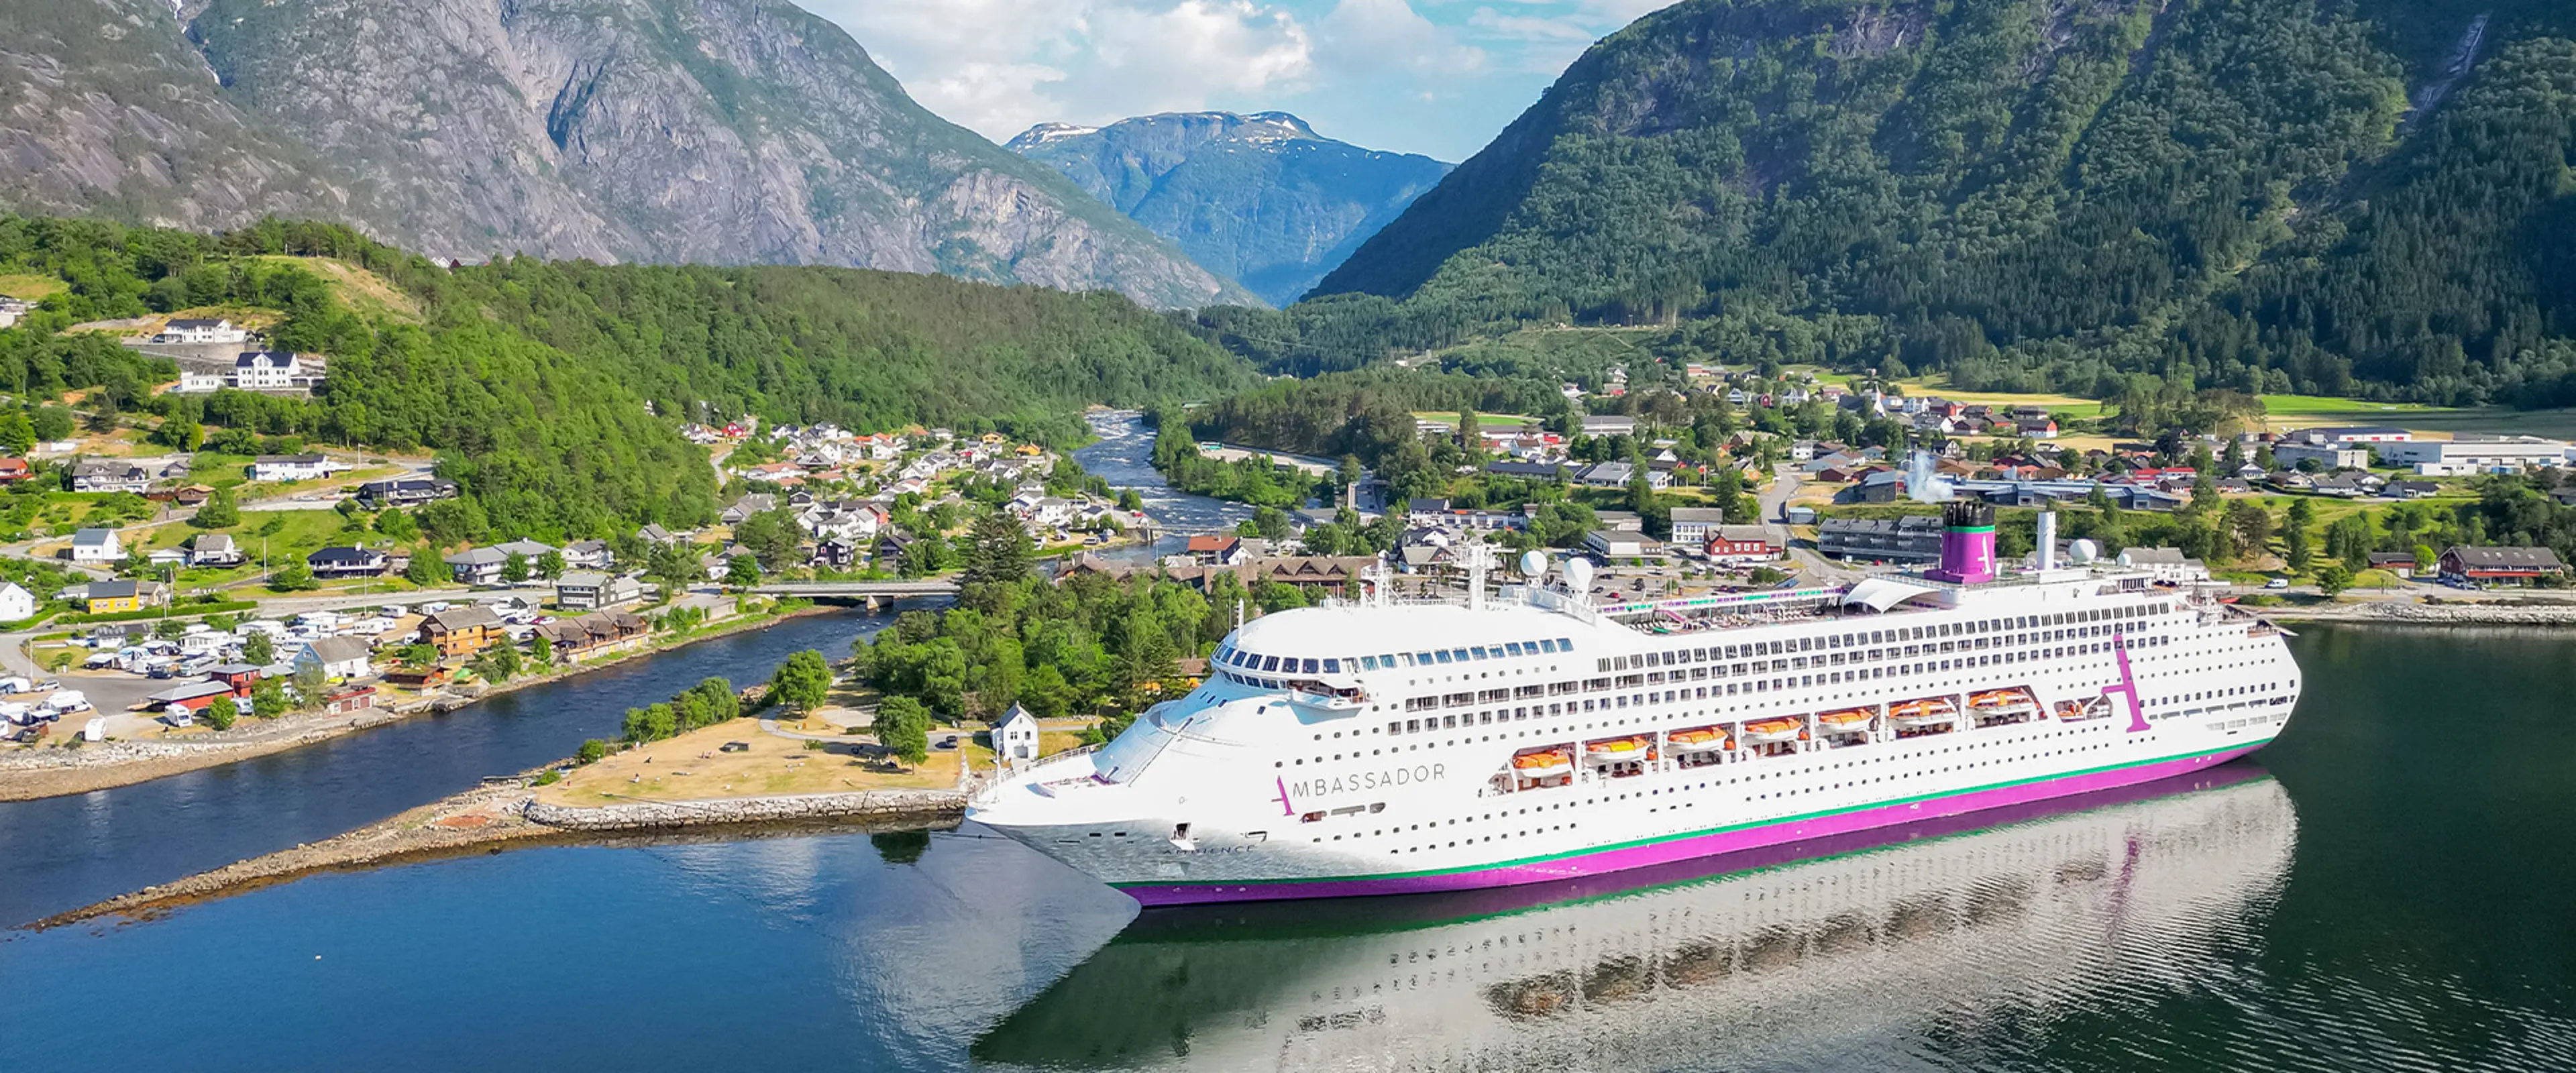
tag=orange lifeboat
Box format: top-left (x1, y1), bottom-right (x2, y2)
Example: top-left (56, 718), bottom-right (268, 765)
top-left (1971, 687), bottom-right (2036, 713)
top-left (1888, 697), bottom-right (1957, 727)
top-left (1667, 726), bottom-right (1728, 751)
top-left (1817, 708), bottom-right (1873, 730)
top-left (1585, 736), bottom-right (1652, 757)
top-left (1740, 716), bottom-right (1802, 744)
top-left (1512, 746), bottom-right (1574, 777)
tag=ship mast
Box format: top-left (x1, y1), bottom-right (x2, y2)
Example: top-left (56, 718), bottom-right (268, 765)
top-left (1462, 536), bottom-right (1493, 611)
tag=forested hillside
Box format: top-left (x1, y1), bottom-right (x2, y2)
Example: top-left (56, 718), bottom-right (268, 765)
top-left (0, 216), bottom-right (1256, 537)
top-left (1279, 0), bottom-right (2576, 406)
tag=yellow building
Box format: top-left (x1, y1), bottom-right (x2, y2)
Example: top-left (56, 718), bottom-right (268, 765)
top-left (84, 580), bottom-right (168, 614)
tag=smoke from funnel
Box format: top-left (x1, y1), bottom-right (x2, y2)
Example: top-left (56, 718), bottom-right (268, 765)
top-left (1905, 450), bottom-right (1953, 503)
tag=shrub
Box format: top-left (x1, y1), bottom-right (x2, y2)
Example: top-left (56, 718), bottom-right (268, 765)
top-left (574, 738), bottom-right (610, 764)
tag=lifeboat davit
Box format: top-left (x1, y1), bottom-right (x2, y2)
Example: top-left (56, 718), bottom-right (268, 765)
top-left (1816, 708), bottom-right (1874, 730)
top-left (1740, 716), bottom-right (1802, 743)
top-left (1667, 726), bottom-right (1729, 751)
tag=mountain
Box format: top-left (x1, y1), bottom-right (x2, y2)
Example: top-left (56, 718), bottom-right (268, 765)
top-left (1305, 0), bottom-right (2576, 406)
top-left (1008, 112), bottom-right (1450, 306)
top-left (0, 0), bottom-right (1248, 310)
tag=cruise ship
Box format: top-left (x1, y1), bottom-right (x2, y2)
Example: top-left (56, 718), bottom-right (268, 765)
top-left (970, 504), bottom-right (2301, 905)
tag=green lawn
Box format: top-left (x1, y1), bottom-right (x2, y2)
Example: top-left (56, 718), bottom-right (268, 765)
top-left (1413, 410), bottom-right (1540, 428)
top-left (0, 273), bottom-right (65, 300)
top-left (2252, 394), bottom-right (2576, 439)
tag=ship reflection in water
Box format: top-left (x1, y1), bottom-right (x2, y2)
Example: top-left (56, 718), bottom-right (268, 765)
top-left (974, 767), bottom-right (2294, 1071)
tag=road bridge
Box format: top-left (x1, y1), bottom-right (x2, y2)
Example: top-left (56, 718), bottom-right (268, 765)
top-left (748, 581), bottom-right (960, 608)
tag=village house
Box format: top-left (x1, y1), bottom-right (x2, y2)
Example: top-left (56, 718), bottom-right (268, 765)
top-left (810, 536), bottom-right (861, 569)
top-left (161, 318), bottom-right (248, 344)
top-left (354, 477), bottom-right (460, 508)
top-left (720, 493), bottom-right (777, 524)
top-left (1185, 535), bottom-right (1253, 566)
top-left (562, 539), bottom-right (615, 571)
top-left (306, 546), bottom-right (389, 579)
top-left (0, 457), bottom-right (30, 483)
top-left (294, 636), bottom-right (374, 681)
top-left (1703, 526), bottom-right (1784, 564)
top-left (418, 605), bottom-right (506, 658)
top-left (1580, 414), bottom-right (1638, 439)
top-left (2116, 547), bottom-right (2212, 583)
top-left (1666, 508), bottom-right (1727, 546)
top-left (320, 683), bottom-right (378, 716)
top-left (1248, 556), bottom-right (1378, 589)
top-left (69, 459), bottom-right (154, 494)
top-left (221, 350), bottom-right (323, 392)
top-left (2438, 546), bottom-right (2567, 586)
top-left (68, 527), bottom-right (122, 563)
top-left (533, 608), bottom-right (651, 661)
top-left (83, 579), bottom-right (170, 614)
top-left (993, 703), bottom-right (1040, 770)
top-left (2367, 552), bottom-right (2420, 578)
top-left (249, 454), bottom-right (350, 482)
top-left (444, 546), bottom-right (511, 585)
top-left (0, 581), bottom-right (35, 622)
top-left (1585, 529), bottom-right (1664, 559)
top-left (555, 571), bottom-right (644, 610)
top-left (189, 533), bottom-right (243, 567)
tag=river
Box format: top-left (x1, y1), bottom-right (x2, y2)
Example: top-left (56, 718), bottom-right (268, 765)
top-left (1072, 410), bottom-right (1252, 561)
top-left (5, 623), bottom-right (2573, 1072)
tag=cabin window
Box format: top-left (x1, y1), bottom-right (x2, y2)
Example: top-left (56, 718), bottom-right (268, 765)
top-left (1324, 659), bottom-right (1341, 673)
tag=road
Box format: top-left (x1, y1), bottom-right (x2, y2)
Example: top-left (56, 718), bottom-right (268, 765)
top-left (1760, 463), bottom-right (1864, 584)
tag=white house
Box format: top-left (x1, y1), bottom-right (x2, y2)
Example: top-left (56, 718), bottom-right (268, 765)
top-left (191, 533), bottom-right (244, 567)
top-left (162, 318), bottom-right (248, 344)
top-left (250, 453), bottom-right (350, 482)
top-left (2116, 547), bottom-right (2212, 583)
top-left (294, 636), bottom-right (374, 681)
top-left (992, 703), bottom-right (1041, 770)
top-left (68, 528), bottom-right (121, 564)
top-left (1667, 507), bottom-right (1726, 545)
top-left (1585, 529), bottom-right (1665, 559)
top-left (0, 582), bottom-right (34, 622)
top-left (231, 350), bottom-right (306, 390)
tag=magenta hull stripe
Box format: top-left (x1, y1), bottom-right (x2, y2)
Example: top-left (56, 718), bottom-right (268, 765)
top-left (1116, 742), bottom-right (2268, 906)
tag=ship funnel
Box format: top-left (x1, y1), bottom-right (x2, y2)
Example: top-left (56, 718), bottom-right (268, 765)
top-left (2035, 510), bottom-right (2059, 571)
top-left (1927, 501), bottom-right (1997, 584)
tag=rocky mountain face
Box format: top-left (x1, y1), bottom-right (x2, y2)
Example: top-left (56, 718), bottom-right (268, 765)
top-left (1009, 112), bottom-right (1449, 306)
top-left (0, 0), bottom-right (1245, 309)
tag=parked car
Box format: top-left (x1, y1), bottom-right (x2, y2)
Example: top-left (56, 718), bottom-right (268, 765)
top-left (2264, 577), bottom-right (2290, 589)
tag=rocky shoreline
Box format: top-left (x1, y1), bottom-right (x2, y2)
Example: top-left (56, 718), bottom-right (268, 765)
top-left (2265, 599), bottom-right (2576, 626)
top-left (27, 781), bottom-right (967, 931)
top-left (0, 606), bottom-right (826, 802)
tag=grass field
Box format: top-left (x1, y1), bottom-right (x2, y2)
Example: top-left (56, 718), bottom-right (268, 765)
top-left (535, 720), bottom-right (965, 805)
top-left (0, 274), bottom-right (64, 301)
top-left (1413, 410), bottom-right (1540, 428)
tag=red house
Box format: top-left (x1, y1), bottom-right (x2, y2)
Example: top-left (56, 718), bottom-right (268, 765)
top-left (0, 457), bottom-right (30, 482)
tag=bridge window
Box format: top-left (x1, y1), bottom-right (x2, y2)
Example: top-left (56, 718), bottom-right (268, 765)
top-left (1323, 659), bottom-right (1340, 673)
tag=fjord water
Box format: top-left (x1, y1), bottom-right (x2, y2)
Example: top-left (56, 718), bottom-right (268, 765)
top-left (0, 610), bottom-right (894, 925)
top-left (7, 624), bottom-right (2575, 1072)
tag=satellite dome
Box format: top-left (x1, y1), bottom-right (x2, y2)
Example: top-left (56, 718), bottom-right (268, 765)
top-left (2068, 539), bottom-right (2100, 564)
top-left (1519, 550), bottom-right (1548, 579)
top-left (1564, 557), bottom-right (1596, 592)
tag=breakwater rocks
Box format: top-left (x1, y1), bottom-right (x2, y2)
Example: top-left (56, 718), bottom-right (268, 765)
top-left (523, 789), bottom-right (966, 831)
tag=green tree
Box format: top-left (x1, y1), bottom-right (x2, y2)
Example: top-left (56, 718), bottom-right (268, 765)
top-left (771, 648), bottom-right (833, 714)
top-left (156, 416), bottom-right (203, 452)
top-left (201, 696), bottom-right (238, 730)
top-left (536, 549), bottom-right (566, 580)
top-left (0, 411), bottom-right (32, 455)
top-left (530, 634), bottom-right (554, 665)
top-left (873, 695), bottom-right (931, 767)
top-left (733, 506), bottom-right (804, 570)
top-left (474, 643), bottom-right (523, 683)
top-left (268, 560), bottom-right (317, 591)
top-left (191, 486), bottom-right (240, 529)
top-left (724, 553), bottom-right (763, 589)
top-left (240, 631), bottom-right (275, 665)
top-left (647, 541), bottom-right (704, 596)
top-left (405, 547), bottom-right (446, 585)
top-left (398, 642), bottom-right (439, 669)
top-left (575, 738), bottom-right (610, 764)
top-left (501, 551), bottom-right (531, 584)
top-left (250, 679), bottom-right (288, 718)
top-left (2315, 563), bottom-right (2354, 596)
top-left (622, 702), bottom-right (678, 742)
top-left (963, 510), bottom-right (1033, 586)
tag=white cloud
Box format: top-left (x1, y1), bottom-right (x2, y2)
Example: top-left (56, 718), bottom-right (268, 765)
top-left (1317, 0), bottom-right (1485, 76)
top-left (803, 0), bottom-right (1311, 142)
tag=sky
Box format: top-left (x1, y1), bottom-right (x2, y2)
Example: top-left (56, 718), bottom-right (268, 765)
top-left (794, 0), bottom-right (1683, 162)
